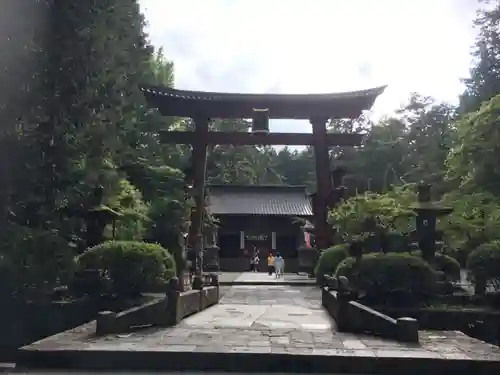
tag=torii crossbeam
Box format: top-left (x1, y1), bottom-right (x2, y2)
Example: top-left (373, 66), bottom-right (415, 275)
top-left (141, 84), bottom-right (386, 280)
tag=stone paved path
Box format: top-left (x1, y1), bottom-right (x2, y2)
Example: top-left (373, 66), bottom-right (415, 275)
top-left (178, 285), bottom-right (333, 343)
top-left (22, 284), bottom-right (500, 357)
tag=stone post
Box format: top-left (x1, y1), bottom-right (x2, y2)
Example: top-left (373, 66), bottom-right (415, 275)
top-left (193, 274), bottom-right (203, 290)
top-left (95, 310), bottom-right (117, 335)
top-left (211, 273), bottom-right (220, 301)
top-left (396, 317), bottom-right (419, 343)
top-left (166, 277), bottom-right (180, 326)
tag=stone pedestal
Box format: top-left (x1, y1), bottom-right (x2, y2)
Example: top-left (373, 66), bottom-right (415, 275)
top-left (396, 317), bottom-right (419, 343)
top-left (298, 246), bottom-right (319, 277)
top-left (180, 270), bottom-right (192, 291)
top-left (96, 311), bottom-right (117, 335)
top-left (203, 245), bottom-right (220, 272)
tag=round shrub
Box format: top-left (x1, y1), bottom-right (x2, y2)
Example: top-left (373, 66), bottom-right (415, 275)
top-left (410, 251), bottom-right (461, 281)
top-left (467, 241), bottom-right (500, 285)
top-left (335, 253), bottom-right (437, 305)
top-left (76, 241), bottom-right (176, 295)
top-left (314, 244), bottom-right (348, 282)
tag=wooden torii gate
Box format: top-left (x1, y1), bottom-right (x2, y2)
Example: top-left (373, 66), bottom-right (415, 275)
top-left (141, 84), bottom-right (386, 279)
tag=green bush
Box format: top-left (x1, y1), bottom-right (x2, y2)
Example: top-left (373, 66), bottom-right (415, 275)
top-left (76, 241), bottom-right (176, 295)
top-left (410, 251), bottom-right (461, 281)
top-left (314, 244), bottom-right (348, 282)
top-left (0, 225), bottom-right (75, 299)
top-left (336, 253), bottom-right (437, 305)
top-left (467, 241), bottom-right (500, 285)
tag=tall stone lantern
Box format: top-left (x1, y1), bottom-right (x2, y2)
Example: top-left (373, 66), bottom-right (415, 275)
top-left (411, 182), bottom-right (452, 263)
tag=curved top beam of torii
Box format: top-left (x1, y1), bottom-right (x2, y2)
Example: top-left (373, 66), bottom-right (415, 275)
top-left (140, 84), bottom-right (387, 120)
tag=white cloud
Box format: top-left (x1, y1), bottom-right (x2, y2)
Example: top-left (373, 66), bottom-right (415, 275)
top-left (140, 0), bottom-right (478, 131)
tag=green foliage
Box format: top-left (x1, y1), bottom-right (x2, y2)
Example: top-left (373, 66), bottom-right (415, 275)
top-left (76, 241), bottom-right (175, 295)
top-left (329, 186), bottom-right (416, 243)
top-left (336, 253), bottom-right (437, 303)
top-left (447, 96), bottom-right (500, 195)
top-left (460, 1), bottom-right (500, 113)
top-left (314, 244), bottom-right (349, 282)
top-left (467, 241), bottom-right (500, 284)
top-left (0, 225), bottom-right (75, 299)
top-left (143, 166), bottom-right (190, 247)
top-left (147, 47), bottom-right (175, 87)
top-left (410, 251), bottom-right (461, 281)
top-left (104, 178), bottom-right (149, 241)
top-left (439, 191), bottom-right (500, 254)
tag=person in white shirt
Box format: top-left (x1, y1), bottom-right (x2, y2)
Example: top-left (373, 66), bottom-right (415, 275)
top-left (274, 253), bottom-right (284, 279)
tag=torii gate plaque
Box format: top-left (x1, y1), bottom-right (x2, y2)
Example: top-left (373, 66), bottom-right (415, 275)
top-left (141, 84), bottom-right (386, 281)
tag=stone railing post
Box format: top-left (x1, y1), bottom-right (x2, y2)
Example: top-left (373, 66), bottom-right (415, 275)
top-left (166, 277), bottom-right (180, 326)
top-left (193, 274), bottom-right (204, 310)
top-left (335, 276), bottom-right (358, 332)
top-left (211, 273), bottom-right (220, 301)
top-left (95, 310), bottom-right (117, 335)
top-left (193, 274), bottom-right (204, 290)
top-left (396, 317), bottom-right (419, 343)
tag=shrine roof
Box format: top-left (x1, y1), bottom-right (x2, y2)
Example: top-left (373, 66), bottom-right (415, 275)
top-left (207, 184), bottom-right (313, 216)
top-left (141, 84), bottom-right (387, 119)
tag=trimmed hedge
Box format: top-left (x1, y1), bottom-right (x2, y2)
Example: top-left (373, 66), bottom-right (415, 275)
top-left (410, 251), bottom-right (461, 281)
top-left (467, 241), bottom-right (500, 284)
top-left (335, 253), bottom-right (437, 305)
top-left (76, 241), bottom-right (176, 295)
top-left (314, 244), bottom-right (348, 283)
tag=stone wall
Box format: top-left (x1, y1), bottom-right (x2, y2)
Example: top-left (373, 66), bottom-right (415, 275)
top-left (0, 296), bottom-right (149, 361)
top-left (374, 306), bottom-right (500, 346)
top-left (322, 287), bottom-right (419, 343)
top-left (96, 275), bottom-right (220, 335)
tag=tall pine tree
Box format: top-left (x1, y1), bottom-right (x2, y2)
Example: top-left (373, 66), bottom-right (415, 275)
top-left (11, 0), bottom-right (153, 229)
top-left (460, 0), bottom-right (500, 113)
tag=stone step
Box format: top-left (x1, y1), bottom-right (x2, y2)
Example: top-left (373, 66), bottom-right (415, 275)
top-left (15, 343), bottom-right (500, 374)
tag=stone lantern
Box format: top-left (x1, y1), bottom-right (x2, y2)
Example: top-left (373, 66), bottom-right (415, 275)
top-left (204, 226), bottom-right (220, 273)
top-left (84, 185), bottom-right (122, 248)
top-left (411, 182), bottom-right (452, 263)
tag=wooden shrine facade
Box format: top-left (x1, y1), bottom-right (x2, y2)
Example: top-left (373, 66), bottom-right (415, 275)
top-left (206, 185), bottom-right (313, 272)
top-left (140, 83), bottom-right (386, 275)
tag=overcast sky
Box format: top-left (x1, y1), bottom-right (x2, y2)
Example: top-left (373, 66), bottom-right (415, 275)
top-left (139, 0), bottom-right (478, 132)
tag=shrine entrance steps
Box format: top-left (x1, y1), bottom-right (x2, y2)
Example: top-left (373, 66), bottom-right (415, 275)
top-left (16, 283), bottom-right (500, 374)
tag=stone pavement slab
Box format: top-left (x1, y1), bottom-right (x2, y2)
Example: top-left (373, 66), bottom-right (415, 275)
top-left (16, 285), bottom-right (500, 374)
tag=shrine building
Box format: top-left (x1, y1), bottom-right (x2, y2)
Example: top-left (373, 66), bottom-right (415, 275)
top-left (205, 184), bottom-right (313, 272)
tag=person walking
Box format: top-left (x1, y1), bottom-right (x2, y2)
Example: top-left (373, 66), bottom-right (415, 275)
top-left (252, 253), bottom-right (260, 272)
top-left (275, 253), bottom-right (284, 279)
top-left (267, 252), bottom-right (275, 275)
